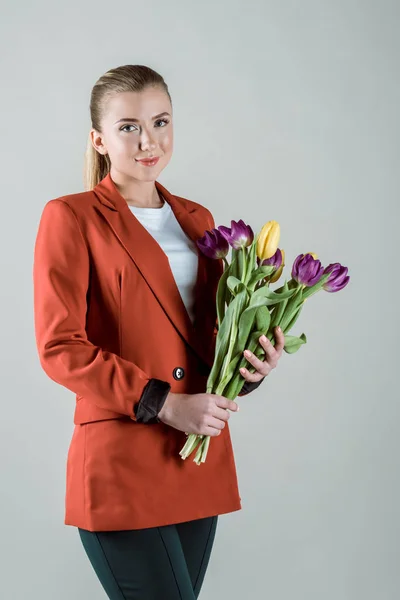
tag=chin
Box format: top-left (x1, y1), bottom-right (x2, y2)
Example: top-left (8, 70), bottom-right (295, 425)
top-left (134, 160), bottom-right (170, 180)
top-left (135, 168), bottom-right (164, 182)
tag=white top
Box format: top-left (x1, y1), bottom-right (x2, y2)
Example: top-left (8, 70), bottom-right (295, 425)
top-left (128, 195), bottom-right (198, 324)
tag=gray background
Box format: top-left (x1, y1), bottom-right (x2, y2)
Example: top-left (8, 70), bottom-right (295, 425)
top-left (1, 0), bottom-right (398, 598)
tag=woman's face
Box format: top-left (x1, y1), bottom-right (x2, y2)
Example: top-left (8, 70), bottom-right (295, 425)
top-left (91, 86), bottom-right (173, 182)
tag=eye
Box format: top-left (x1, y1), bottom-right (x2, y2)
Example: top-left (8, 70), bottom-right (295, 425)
top-left (119, 119), bottom-right (170, 133)
top-left (120, 124), bottom-right (137, 133)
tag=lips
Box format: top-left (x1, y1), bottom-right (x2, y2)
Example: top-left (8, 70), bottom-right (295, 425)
top-left (136, 157), bottom-right (160, 166)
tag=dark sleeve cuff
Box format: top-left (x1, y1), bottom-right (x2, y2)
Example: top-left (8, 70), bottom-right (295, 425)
top-left (238, 376), bottom-right (265, 397)
top-left (134, 378), bottom-right (171, 424)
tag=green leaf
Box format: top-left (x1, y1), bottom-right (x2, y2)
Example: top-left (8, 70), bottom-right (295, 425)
top-left (230, 302), bottom-right (270, 360)
top-left (215, 288), bottom-right (267, 394)
top-left (282, 302), bottom-right (304, 334)
top-left (249, 284), bottom-right (296, 307)
top-left (243, 237), bottom-right (259, 286)
top-left (272, 278), bottom-right (293, 294)
top-left (279, 285), bottom-right (304, 330)
top-left (283, 333), bottom-right (307, 353)
top-left (247, 265), bottom-right (276, 290)
top-left (216, 260), bottom-right (232, 325)
top-left (233, 306), bottom-right (258, 352)
top-left (221, 328), bottom-right (266, 398)
top-left (226, 252), bottom-right (240, 307)
top-left (255, 305), bottom-right (271, 332)
top-left (270, 279), bottom-right (289, 329)
top-left (208, 292), bottom-right (239, 391)
top-left (226, 275), bottom-right (242, 295)
top-left (231, 248), bottom-right (240, 280)
top-left (211, 284), bottom-right (249, 393)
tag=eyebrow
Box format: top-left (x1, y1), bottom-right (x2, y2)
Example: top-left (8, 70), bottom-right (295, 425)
top-left (114, 112), bottom-right (171, 124)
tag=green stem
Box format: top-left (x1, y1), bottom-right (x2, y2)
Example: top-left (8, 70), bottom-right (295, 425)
top-left (215, 318), bottom-right (237, 394)
top-left (241, 246), bottom-right (247, 283)
top-left (279, 284), bottom-right (304, 331)
top-left (179, 433), bottom-right (203, 459)
top-left (301, 272), bottom-right (330, 300)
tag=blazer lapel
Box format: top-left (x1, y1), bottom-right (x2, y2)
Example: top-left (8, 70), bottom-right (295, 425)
top-left (92, 173), bottom-right (217, 369)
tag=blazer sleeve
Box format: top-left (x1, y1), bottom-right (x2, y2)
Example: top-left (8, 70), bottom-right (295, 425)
top-left (238, 377), bottom-right (265, 396)
top-left (33, 199), bottom-right (170, 423)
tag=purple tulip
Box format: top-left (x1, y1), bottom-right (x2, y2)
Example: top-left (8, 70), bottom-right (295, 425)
top-left (196, 228), bottom-right (230, 259)
top-left (258, 248), bottom-right (283, 270)
top-left (217, 219), bottom-right (254, 250)
top-left (292, 253), bottom-right (324, 286)
top-left (323, 263), bottom-right (350, 292)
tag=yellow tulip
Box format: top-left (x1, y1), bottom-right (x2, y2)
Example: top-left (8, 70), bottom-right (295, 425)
top-left (256, 220), bottom-right (280, 260)
top-left (270, 248), bottom-right (285, 283)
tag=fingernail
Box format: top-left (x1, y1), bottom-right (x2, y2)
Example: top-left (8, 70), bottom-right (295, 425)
top-left (277, 326), bottom-right (281, 332)
top-left (261, 335), bottom-right (267, 342)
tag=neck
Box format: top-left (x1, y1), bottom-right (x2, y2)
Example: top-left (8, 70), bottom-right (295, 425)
top-left (110, 167), bottom-right (163, 208)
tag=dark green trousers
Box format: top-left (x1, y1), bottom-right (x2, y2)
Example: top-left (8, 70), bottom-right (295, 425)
top-left (78, 515), bottom-right (218, 599)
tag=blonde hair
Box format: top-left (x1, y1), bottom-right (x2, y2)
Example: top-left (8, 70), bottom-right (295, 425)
top-left (83, 64), bottom-right (172, 191)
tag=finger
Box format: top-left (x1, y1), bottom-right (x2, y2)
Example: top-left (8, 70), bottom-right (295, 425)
top-left (273, 326), bottom-right (285, 354)
top-left (204, 425), bottom-right (224, 437)
top-left (258, 336), bottom-right (279, 367)
top-left (239, 366), bottom-right (267, 382)
top-left (243, 348), bottom-right (266, 374)
top-left (214, 406), bottom-right (231, 421)
top-left (207, 416), bottom-right (227, 433)
top-left (215, 397), bottom-right (240, 412)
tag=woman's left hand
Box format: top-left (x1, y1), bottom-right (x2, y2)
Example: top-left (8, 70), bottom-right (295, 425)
top-left (240, 326), bottom-right (285, 382)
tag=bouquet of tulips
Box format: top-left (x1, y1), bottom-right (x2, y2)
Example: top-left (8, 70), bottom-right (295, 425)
top-left (179, 218), bottom-right (350, 465)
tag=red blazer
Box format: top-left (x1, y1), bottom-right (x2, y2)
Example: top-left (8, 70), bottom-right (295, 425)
top-left (33, 173), bottom-right (246, 531)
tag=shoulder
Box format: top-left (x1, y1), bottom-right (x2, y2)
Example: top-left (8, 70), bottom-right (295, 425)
top-left (38, 191), bottom-right (100, 235)
top-left (41, 190), bottom-right (96, 214)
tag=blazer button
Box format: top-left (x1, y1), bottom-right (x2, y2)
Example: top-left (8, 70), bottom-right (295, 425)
top-left (173, 367), bottom-right (185, 380)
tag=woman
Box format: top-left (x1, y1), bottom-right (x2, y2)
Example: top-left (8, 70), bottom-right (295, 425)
top-left (33, 64), bottom-right (284, 600)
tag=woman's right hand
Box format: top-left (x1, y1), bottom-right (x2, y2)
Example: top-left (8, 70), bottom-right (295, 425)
top-left (157, 392), bottom-right (239, 436)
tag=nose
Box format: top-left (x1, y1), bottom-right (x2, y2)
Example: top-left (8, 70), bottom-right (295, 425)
top-left (139, 128), bottom-right (157, 152)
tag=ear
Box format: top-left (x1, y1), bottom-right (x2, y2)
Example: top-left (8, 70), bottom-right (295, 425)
top-left (90, 128), bottom-right (108, 155)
